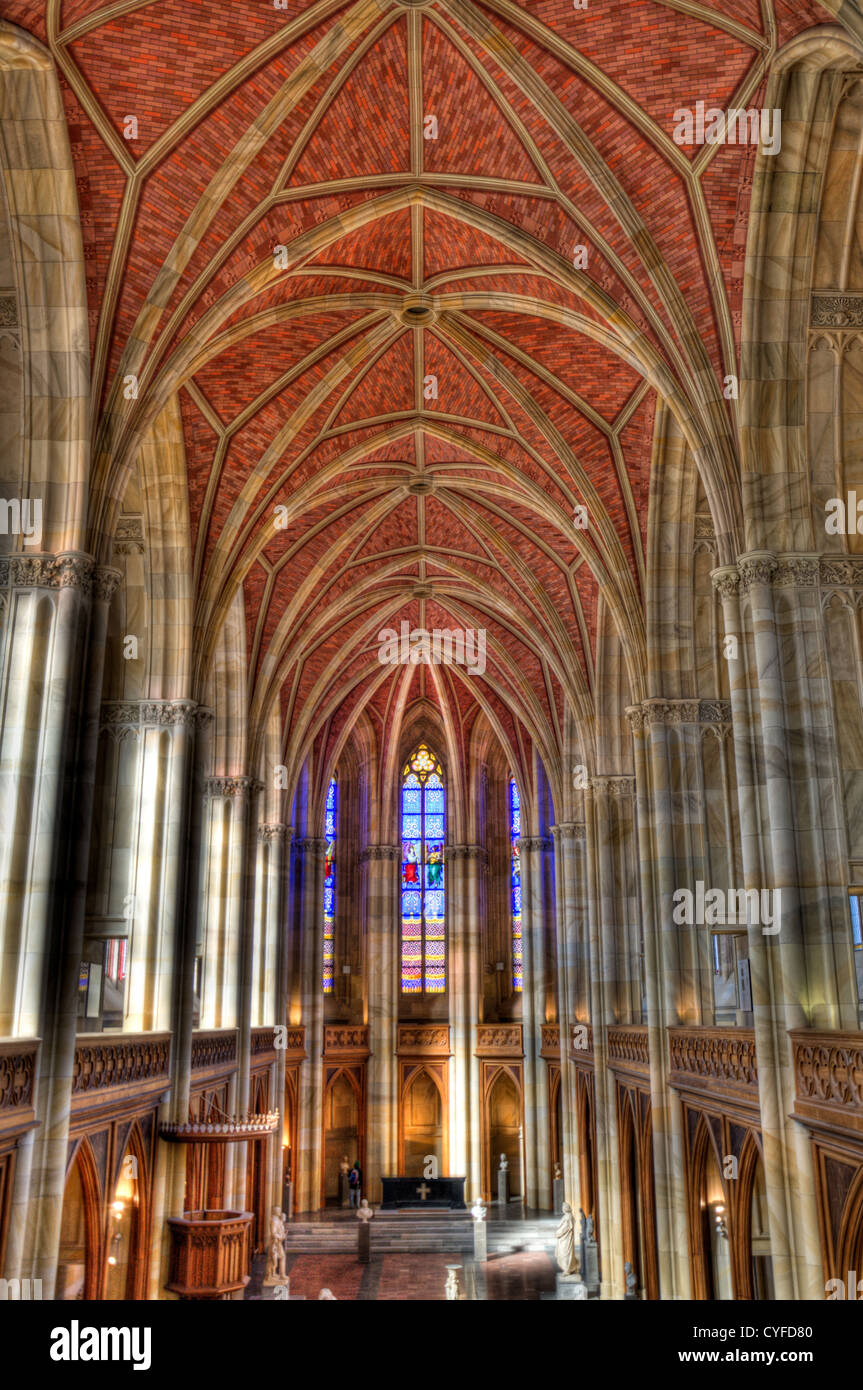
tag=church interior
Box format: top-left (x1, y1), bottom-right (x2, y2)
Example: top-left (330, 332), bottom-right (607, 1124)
top-left (3, 0), bottom-right (863, 1309)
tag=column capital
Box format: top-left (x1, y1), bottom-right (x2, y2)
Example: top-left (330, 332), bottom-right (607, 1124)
top-left (0, 551), bottom-right (95, 593)
top-left (445, 843), bottom-right (488, 863)
top-left (711, 564), bottom-right (741, 600)
top-left (551, 822), bottom-right (586, 841)
top-left (100, 699), bottom-right (200, 739)
top-left (293, 835), bottom-right (327, 854)
top-left (589, 775), bottom-right (634, 796)
top-left (204, 775), bottom-right (264, 800)
top-left (358, 843), bottom-right (399, 863)
top-left (258, 822), bottom-right (289, 842)
top-left (516, 835), bottom-right (552, 852)
top-left (626, 698), bottom-right (731, 729)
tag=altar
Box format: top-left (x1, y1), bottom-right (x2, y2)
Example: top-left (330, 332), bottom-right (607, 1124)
top-left (380, 1176), bottom-right (467, 1210)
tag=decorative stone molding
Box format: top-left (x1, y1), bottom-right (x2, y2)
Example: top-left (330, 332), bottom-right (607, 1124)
top-left (324, 1025), bottom-right (370, 1058)
top-left (397, 1024), bottom-right (450, 1055)
top-left (627, 699), bottom-right (731, 731)
top-left (667, 1026), bottom-right (758, 1105)
top-left (738, 553), bottom-right (778, 591)
top-left (551, 822), bottom-right (586, 841)
top-left (113, 514), bottom-right (145, 555)
top-left (195, 708), bottom-right (215, 731)
top-left (204, 775), bottom-right (263, 799)
top-left (694, 514), bottom-right (716, 540)
top-left (475, 1023), bottom-right (523, 1057)
top-left (773, 556), bottom-right (820, 589)
top-left (93, 567), bottom-right (123, 603)
top-left (258, 823), bottom-right (288, 842)
top-left (607, 1025), bottom-right (650, 1074)
top-left (0, 293), bottom-right (17, 328)
top-left (72, 1034), bottom-right (171, 1096)
top-left (293, 835), bottom-right (327, 853)
top-left (191, 1030), bottom-right (238, 1072)
top-left (811, 292), bottom-right (863, 328)
top-left (358, 843), bottom-right (399, 862)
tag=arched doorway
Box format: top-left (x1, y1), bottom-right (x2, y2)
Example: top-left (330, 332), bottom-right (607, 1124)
top-left (323, 1069), bottom-right (360, 1203)
top-left (56, 1144), bottom-right (100, 1300)
top-left (486, 1068), bottom-right (522, 1199)
top-left (401, 1068), bottom-right (444, 1177)
top-left (105, 1131), bottom-right (144, 1300)
top-left (746, 1148), bottom-right (775, 1300)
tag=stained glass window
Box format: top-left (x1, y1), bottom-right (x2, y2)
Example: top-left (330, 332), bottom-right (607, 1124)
top-left (322, 776), bottom-right (337, 993)
top-left (401, 744), bottom-right (446, 993)
top-left (510, 777), bottom-right (523, 991)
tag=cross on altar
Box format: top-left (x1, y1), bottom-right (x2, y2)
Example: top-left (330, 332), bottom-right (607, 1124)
top-left (416, 1182), bottom-right (431, 1201)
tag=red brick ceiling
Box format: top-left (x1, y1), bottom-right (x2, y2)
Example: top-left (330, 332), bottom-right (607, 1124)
top-left (7, 0), bottom-right (833, 794)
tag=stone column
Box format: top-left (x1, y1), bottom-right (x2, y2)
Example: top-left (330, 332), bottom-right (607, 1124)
top-left (258, 823), bottom-right (290, 1213)
top-left (446, 845), bottom-right (485, 1195)
top-left (293, 836), bottom-right (326, 1213)
top-left (361, 844), bottom-right (399, 1203)
top-left (713, 555), bottom-right (846, 1300)
top-left (551, 823), bottom-right (587, 1207)
top-left (519, 836), bottom-right (552, 1210)
top-left (4, 559), bottom-right (120, 1293)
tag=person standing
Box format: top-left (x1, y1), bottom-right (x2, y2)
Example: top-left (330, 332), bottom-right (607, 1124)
top-left (349, 1160), bottom-right (362, 1208)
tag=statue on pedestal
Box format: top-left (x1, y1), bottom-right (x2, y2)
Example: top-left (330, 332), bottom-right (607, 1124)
top-left (445, 1265), bottom-right (464, 1300)
top-left (555, 1201), bottom-right (578, 1276)
top-left (357, 1198), bottom-right (375, 1223)
top-left (470, 1198), bottom-right (486, 1222)
top-left (265, 1206), bottom-right (288, 1284)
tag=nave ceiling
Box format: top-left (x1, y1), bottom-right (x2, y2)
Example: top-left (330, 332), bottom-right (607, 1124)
top-left (2, 0), bottom-right (838, 809)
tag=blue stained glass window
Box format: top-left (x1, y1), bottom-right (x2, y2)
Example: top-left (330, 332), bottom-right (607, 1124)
top-left (322, 776), bottom-right (337, 992)
top-left (510, 777), bottom-right (523, 991)
top-left (401, 744), bottom-right (446, 993)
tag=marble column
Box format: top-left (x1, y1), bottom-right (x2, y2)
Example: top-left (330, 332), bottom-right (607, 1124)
top-left (258, 823), bottom-right (290, 1214)
top-left (293, 836), bottom-right (326, 1213)
top-left (519, 836), bottom-right (552, 1210)
top-left (446, 845), bottom-right (485, 1197)
top-left (361, 844), bottom-right (399, 1203)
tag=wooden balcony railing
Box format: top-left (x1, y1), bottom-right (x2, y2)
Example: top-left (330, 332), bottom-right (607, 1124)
top-left (0, 1039), bottom-right (39, 1138)
top-left (607, 1025), bottom-right (650, 1076)
top-left (667, 1026), bottom-right (758, 1108)
top-left (790, 1029), bottom-right (863, 1136)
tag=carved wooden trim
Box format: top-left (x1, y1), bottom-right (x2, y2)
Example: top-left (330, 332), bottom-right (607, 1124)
top-left (397, 1024), bottom-right (450, 1055)
top-left (790, 1029), bottom-right (863, 1137)
top-left (570, 1021), bottom-right (594, 1065)
top-left (324, 1024), bottom-right (370, 1059)
top-left (191, 1029), bottom-right (238, 1075)
top-left (71, 1033), bottom-right (170, 1115)
top-left (667, 1026), bottom-right (759, 1111)
top-left (475, 1023), bottom-right (523, 1058)
top-left (540, 1024), bottom-right (560, 1058)
top-left (250, 1026), bottom-right (278, 1061)
top-left (0, 1039), bottom-right (39, 1138)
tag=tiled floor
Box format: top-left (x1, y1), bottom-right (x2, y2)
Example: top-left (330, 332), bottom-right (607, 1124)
top-left (247, 1251), bottom-right (468, 1300)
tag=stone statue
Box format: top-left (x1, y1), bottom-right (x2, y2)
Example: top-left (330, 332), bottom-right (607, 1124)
top-left (339, 1155), bottom-right (349, 1176)
top-left (266, 1206), bottom-right (288, 1281)
top-left (356, 1198), bottom-right (375, 1223)
top-left (445, 1265), bottom-right (464, 1300)
top-left (470, 1198), bottom-right (486, 1223)
top-left (624, 1261), bottom-right (638, 1297)
top-left (586, 1212), bottom-right (595, 1243)
top-left (318, 1287), bottom-right (338, 1299)
top-left (553, 1162), bottom-right (562, 1180)
top-left (499, 1153), bottom-right (508, 1170)
top-left (555, 1201), bottom-right (578, 1275)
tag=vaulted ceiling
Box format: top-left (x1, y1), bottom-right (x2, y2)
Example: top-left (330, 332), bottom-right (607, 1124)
top-left (7, 0), bottom-right (834, 796)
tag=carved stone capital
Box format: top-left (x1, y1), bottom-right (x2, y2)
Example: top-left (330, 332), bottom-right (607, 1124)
top-left (445, 844), bottom-right (488, 863)
top-left (93, 566), bottom-right (123, 602)
top-left (773, 555), bottom-right (820, 589)
top-left (293, 836), bottom-right (327, 854)
top-left (358, 843), bottom-right (399, 863)
top-left (0, 552), bottom-right (95, 594)
top-left (711, 565), bottom-right (740, 601)
top-left (589, 776), bottom-right (634, 797)
top-left (205, 775), bottom-right (263, 800)
top-left (517, 835), bottom-right (552, 852)
top-left (258, 823), bottom-right (289, 843)
top-left (738, 553), bottom-right (778, 591)
top-left (551, 822), bottom-right (586, 841)
top-left (101, 700), bottom-right (199, 738)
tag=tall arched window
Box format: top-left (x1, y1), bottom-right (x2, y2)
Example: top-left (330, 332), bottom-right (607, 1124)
top-left (401, 745), bottom-right (446, 994)
top-left (509, 777), bottom-right (523, 991)
top-left (322, 775), bottom-right (337, 993)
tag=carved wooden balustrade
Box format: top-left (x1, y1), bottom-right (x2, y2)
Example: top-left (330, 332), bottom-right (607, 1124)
top-left (667, 1026), bottom-right (759, 1113)
top-left (165, 1210), bottom-right (253, 1299)
top-left (606, 1025), bottom-right (650, 1078)
top-left (789, 1029), bottom-right (863, 1136)
top-left (71, 1032), bottom-right (170, 1116)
